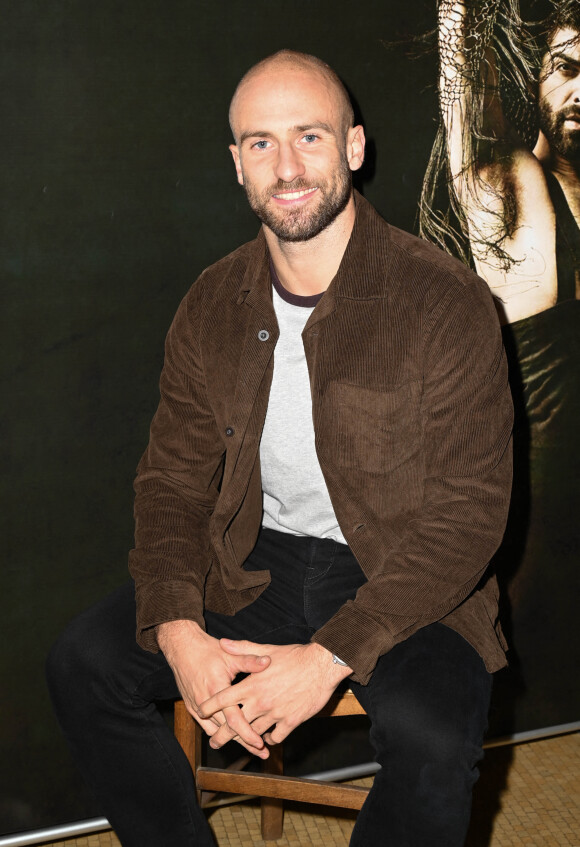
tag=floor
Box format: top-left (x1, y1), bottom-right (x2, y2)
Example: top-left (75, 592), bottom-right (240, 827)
top-left (41, 731), bottom-right (579, 846)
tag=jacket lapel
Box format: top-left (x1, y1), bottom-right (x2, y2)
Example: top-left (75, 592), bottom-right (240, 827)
top-left (218, 236), bottom-right (279, 497)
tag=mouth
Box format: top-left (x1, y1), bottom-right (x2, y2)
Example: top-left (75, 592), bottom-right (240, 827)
top-left (562, 110), bottom-right (580, 128)
top-left (272, 187), bottom-right (319, 202)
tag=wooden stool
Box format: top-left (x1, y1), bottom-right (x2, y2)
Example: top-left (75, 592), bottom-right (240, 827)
top-left (174, 688), bottom-right (369, 840)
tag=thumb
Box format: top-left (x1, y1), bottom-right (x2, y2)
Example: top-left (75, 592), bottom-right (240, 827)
top-left (231, 653), bottom-right (271, 673)
top-left (220, 638), bottom-right (269, 656)
top-left (219, 639), bottom-right (271, 671)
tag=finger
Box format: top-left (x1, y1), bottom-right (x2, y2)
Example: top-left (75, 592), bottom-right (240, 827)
top-left (235, 738), bottom-right (270, 759)
top-left (246, 717), bottom-right (276, 739)
top-left (209, 723), bottom-right (245, 751)
top-left (209, 707), bottom-right (268, 757)
top-left (211, 709), bottom-right (228, 729)
top-left (219, 638), bottom-right (271, 656)
top-left (190, 708), bottom-right (263, 757)
top-left (190, 710), bottom-right (221, 738)
top-left (208, 721), bottom-right (239, 749)
top-left (223, 705), bottom-right (265, 749)
top-left (184, 700), bottom-right (224, 730)
top-left (230, 653), bottom-right (271, 674)
top-left (227, 656), bottom-right (272, 675)
top-left (198, 689), bottom-right (239, 719)
top-left (263, 722), bottom-right (291, 746)
top-left (208, 723), bottom-right (269, 759)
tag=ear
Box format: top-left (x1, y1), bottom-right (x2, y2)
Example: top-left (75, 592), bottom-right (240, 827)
top-left (346, 125), bottom-right (366, 172)
top-left (229, 144), bottom-right (244, 186)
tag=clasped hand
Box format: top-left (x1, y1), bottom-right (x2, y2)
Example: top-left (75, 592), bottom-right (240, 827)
top-left (198, 638), bottom-right (351, 755)
top-left (158, 620), bottom-right (351, 760)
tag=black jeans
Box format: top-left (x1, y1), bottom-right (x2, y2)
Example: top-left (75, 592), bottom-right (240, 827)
top-left (47, 528), bottom-right (492, 847)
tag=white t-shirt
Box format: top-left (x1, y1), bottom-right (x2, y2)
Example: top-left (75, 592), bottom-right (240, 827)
top-left (260, 275), bottom-right (346, 545)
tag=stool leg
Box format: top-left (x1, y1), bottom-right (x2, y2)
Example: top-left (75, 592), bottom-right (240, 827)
top-left (174, 700), bottom-right (203, 805)
top-left (193, 721), bottom-right (203, 805)
top-left (261, 743), bottom-right (284, 840)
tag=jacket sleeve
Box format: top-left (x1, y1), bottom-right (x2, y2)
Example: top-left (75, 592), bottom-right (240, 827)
top-left (128, 281), bottom-right (225, 652)
top-left (312, 278), bottom-right (513, 683)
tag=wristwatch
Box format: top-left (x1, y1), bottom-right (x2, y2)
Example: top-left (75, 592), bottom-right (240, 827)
top-left (332, 653), bottom-right (348, 667)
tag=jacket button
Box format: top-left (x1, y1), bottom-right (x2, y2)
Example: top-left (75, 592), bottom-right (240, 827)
top-left (258, 329), bottom-right (270, 341)
top-left (225, 426), bottom-right (235, 437)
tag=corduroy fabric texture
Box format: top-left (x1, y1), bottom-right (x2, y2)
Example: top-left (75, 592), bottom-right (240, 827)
top-left (129, 192), bottom-right (513, 685)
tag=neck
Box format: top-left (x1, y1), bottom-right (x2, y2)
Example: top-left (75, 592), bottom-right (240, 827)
top-left (535, 131), bottom-right (580, 224)
top-left (264, 195), bottom-right (356, 296)
top-left (535, 130), bottom-right (580, 182)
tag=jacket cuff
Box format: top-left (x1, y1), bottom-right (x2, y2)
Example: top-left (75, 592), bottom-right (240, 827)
top-left (311, 601), bottom-right (397, 685)
top-left (135, 580), bottom-right (206, 653)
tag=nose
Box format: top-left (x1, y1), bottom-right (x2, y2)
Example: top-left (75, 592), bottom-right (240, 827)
top-left (274, 142), bottom-right (306, 183)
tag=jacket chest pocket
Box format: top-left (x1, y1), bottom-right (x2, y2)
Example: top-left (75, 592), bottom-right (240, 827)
top-left (322, 381), bottom-right (422, 474)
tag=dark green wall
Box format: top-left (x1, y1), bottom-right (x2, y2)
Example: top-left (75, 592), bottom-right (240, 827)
top-left (1, 0), bottom-right (437, 832)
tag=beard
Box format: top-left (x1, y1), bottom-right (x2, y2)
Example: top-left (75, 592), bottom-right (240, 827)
top-left (539, 101), bottom-right (580, 163)
top-left (242, 154), bottom-right (353, 242)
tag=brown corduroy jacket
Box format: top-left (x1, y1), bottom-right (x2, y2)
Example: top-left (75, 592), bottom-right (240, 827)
top-left (129, 193), bottom-right (513, 685)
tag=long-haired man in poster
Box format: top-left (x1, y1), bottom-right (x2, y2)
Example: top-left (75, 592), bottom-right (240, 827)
top-left (421, 0), bottom-right (579, 731)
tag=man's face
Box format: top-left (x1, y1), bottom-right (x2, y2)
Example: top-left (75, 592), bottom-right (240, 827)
top-left (229, 66), bottom-right (364, 242)
top-left (539, 27), bottom-right (580, 163)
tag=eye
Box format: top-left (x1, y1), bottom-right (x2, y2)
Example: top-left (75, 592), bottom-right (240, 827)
top-left (252, 139), bottom-right (270, 150)
top-left (302, 134), bottom-right (319, 143)
top-left (548, 55), bottom-right (579, 78)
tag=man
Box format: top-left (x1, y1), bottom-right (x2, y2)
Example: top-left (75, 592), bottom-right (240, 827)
top-left (48, 50), bottom-right (513, 847)
top-left (422, 0), bottom-right (579, 323)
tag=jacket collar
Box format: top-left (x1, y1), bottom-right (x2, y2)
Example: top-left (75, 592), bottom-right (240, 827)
top-left (236, 190), bottom-right (392, 311)
top-left (331, 191), bottom-right (393, 300)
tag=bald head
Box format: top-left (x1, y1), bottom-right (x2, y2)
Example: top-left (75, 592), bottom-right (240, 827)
top-left (229, 50), bottom-right (355, 142)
